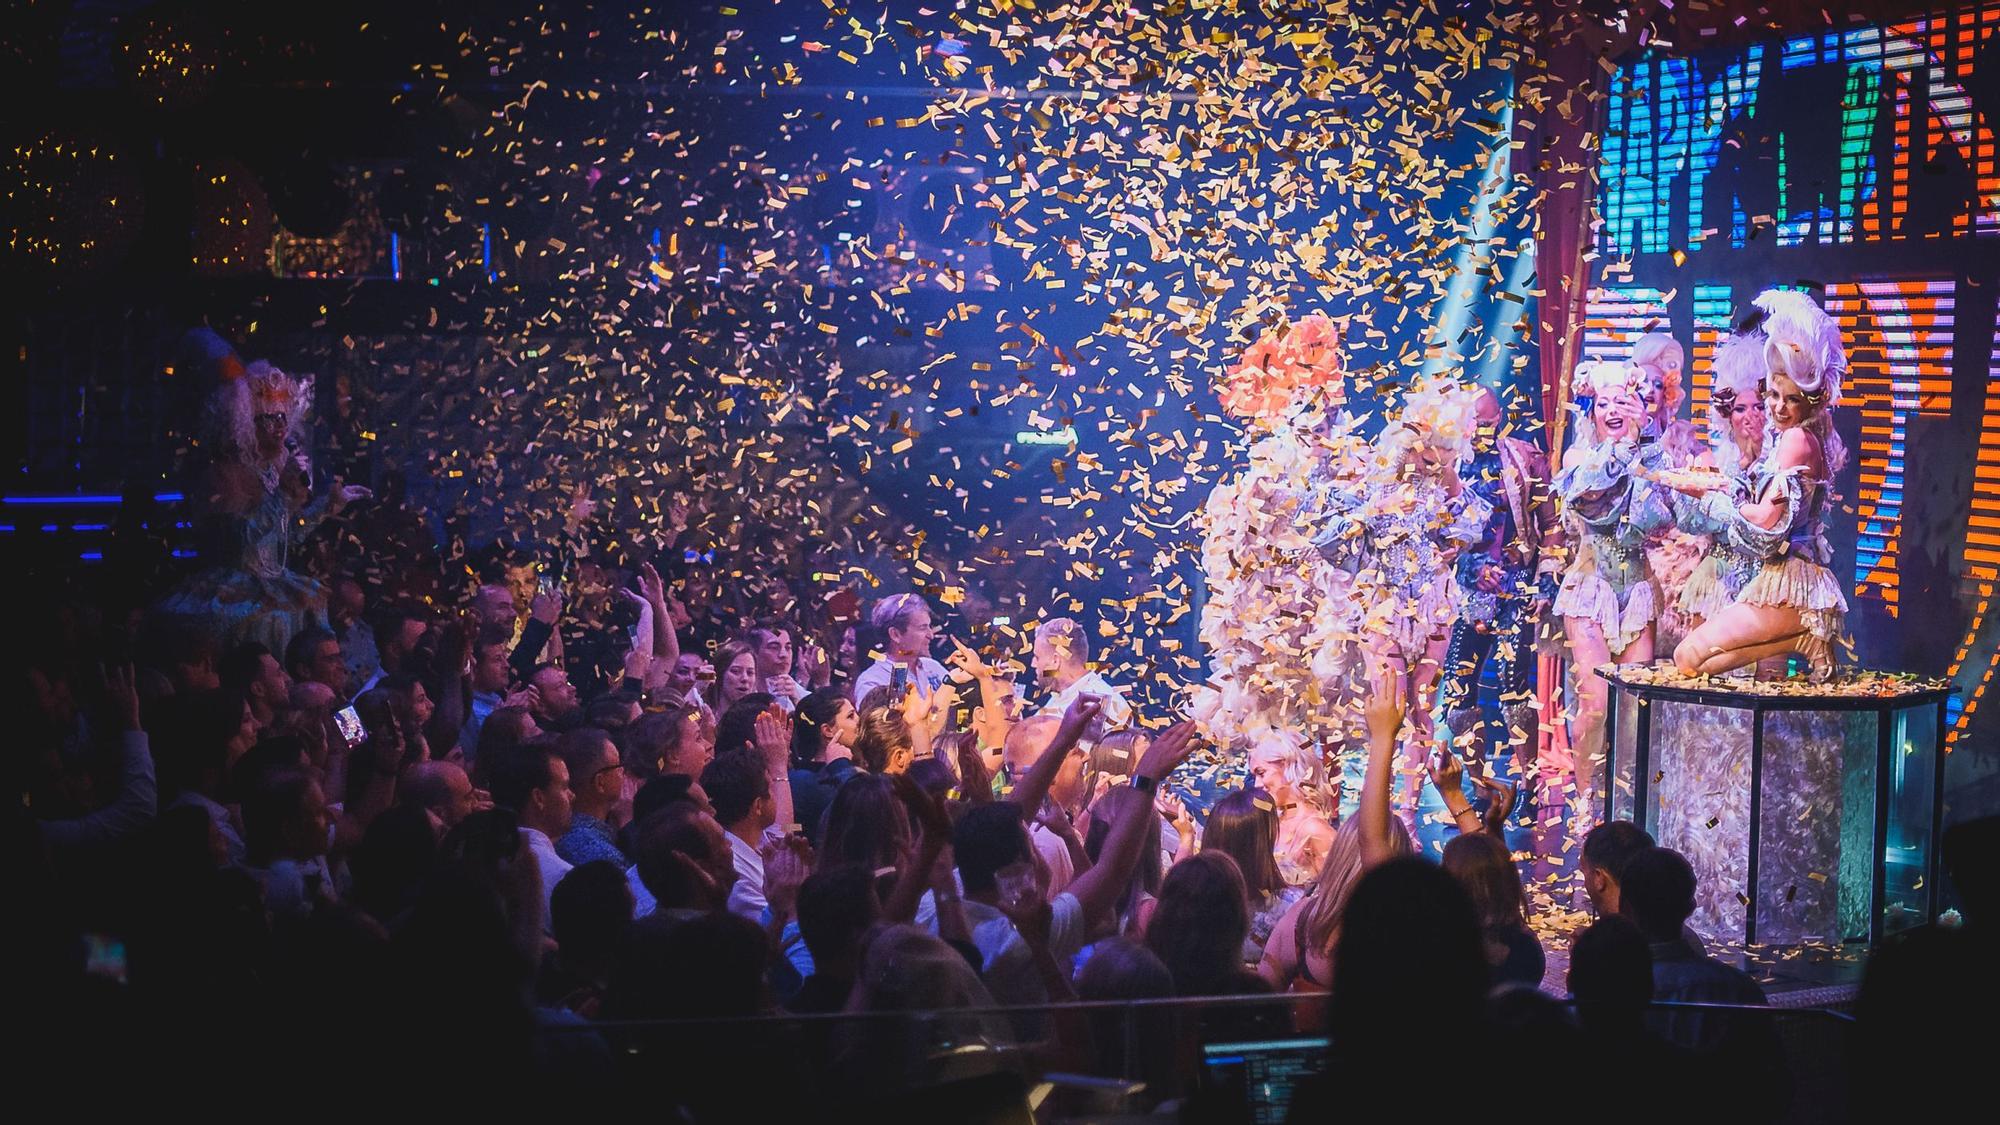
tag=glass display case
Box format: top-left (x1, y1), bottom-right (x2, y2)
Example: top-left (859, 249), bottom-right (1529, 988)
top-left (1597, 665), bottom-right (1953, 946)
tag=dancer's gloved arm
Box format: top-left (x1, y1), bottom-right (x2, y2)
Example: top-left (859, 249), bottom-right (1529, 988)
top-left (1626, 473), bottom-right (1676, 536)
top-left (1433, 484), bottom-right (1493, 550)
top-left (1724, 468), bottom-right (1803, 561)
top-left (1305, 485), bottom-right (1370, 570)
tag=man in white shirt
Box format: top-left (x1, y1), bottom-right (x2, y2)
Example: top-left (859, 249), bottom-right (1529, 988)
top-left (1000, 715), bottom-right (1090, 895)
top-left (700, 748), bottom-right (785, 922)
top-left (1032, 618), bottom-right (1131, 735)
top-left (488, 741), bottom-right (574, 934)
top-left (921, 714), bottom-right (1198, 1006)
top-left (850, 593), bottom-right (950, 705)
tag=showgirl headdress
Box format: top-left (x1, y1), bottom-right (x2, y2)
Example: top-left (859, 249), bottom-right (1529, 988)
top-left (1218, 313), bottom-right (1346, 423)
top-left (1630, 332), bottom-right (1686, 416)
top-left (203, 358), bottom-right (313, 456)
top-left (1708, 331), bottom-right (1766, 418)
top-left (1570, 359), bottom-right (1647, 408)
top-left (1384, 373), bottom-right (1480, 466)
top-left (1751, 288), bottom-right (1845, 409)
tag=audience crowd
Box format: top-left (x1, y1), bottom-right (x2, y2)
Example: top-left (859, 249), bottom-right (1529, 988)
top-left (12, 490), bottom-right (1993, 1118)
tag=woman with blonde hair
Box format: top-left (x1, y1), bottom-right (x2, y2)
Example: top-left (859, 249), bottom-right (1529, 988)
top-left (1553, 360), bottom-right (1675, 814)
top-left (1256, 676), bottom-right (1413, 991)
top-left (1245, 731), bottom-right (1338, 886)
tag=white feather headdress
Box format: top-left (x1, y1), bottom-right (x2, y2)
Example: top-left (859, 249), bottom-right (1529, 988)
top-left (1752, 288), bottom-right (1845, 408)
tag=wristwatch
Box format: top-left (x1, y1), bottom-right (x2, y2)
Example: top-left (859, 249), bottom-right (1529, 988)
top-left (1132, 774), bottom-right (1159, 796)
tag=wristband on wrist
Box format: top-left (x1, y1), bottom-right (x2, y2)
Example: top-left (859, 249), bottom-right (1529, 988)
top-left (1133, 774), bottom-right (1159, 795)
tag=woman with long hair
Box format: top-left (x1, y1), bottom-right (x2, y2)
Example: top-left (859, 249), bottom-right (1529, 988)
top-left (1255, 814), bottom-right (1413, 992)
top-left (818, 773), bottom-right (912, 875)
top-left (851, 701), bottom-right (918, 775)
top-left (707, 639), bottom-right (759, 714)
top-left (1202, 788), bottom-right (1303, 964)
top-left (1081, 783), bottom-right (1163, 937)
top-left (1146, 851), bottom-right (1269, 997)
top-left (1244, 732), bottom-right (1337, 885)
top-left (1255, 677), bottom-right (1415, 993)
top-left (1441, 831), bottom-right (1544, 988)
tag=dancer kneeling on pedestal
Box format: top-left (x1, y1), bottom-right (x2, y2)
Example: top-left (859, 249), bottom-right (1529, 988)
top-left (1668, 290), bottom-right (1849, 681)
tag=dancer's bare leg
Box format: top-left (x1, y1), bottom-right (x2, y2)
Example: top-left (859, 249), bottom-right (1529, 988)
top-left (1408, 629), bottom-right (1452, 806)
top-left (1676, 603), bottom-right (1816, 678)
top-left (1562, 616), bottom-right (1611, 822)
top-left (1368, 634), bottom-right (1425, 818)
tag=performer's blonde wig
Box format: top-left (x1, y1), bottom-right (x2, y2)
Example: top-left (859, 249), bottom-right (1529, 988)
top-left (1753, 288), bottom-right (1849, 472)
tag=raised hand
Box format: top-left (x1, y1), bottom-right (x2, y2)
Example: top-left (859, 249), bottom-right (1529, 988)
top-left (566, 482), bottom-right (597, 527)
top-left (636, 561), bottom-right (667, 607)
top-left (997, 894), bottom-right (1055, 953)
top-left (1057, 693), bottom-right (1105, 744)
top-left (1135, 720), bottom-right (1199, 782)
top-left (1427, 746), bottom-right (1466, 794)
top-left (1362, 664), bottom-right (1406, 748)
top-left (1156, 789), bottom-right (1194, 839)
top-left (1470, 772), bottom-right (1516, 835)
top-left (753, 706), bottom-right (793, 765)
top-left (945, 636), bottom-right (993, 681)
top-left (530, 588), bottom-right (563, 626)
top-left (102, 663), bottom-right (142, 732)
top-left (762, 836), bottom-right (811, 919)
top-left (622, 643), bottom-right (652, 683)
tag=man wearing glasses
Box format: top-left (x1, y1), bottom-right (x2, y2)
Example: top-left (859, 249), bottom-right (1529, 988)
top-left (556, 727), bottom-right (630, 869)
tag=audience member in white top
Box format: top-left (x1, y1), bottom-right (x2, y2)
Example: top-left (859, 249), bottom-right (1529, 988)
top-left (1032, 617), bottom-right (1132, 735)
top-left (1000, 714), bottom-right (1095, 895)
top-left (925, 708), bottom-right (1199, 1005)
top-left (487, 741), bottom-right (574, 934)
top-left (851, 593), bottom-right (950, 704)
top-left (701, 748), bottom-right (784, 921)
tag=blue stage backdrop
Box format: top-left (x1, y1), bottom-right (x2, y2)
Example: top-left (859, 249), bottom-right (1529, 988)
top-left (1581, 4), bottom-right (1999, 805)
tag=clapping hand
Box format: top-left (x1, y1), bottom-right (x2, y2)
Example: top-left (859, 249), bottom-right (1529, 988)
top-left (1157, 790), bottom-right (1195, 840)
top-left (753, 706), bottom-right (793, 765)
top-left (1135, 720), bottom-right (1199, 782)
top-left (762, 835), bottom-right (812, 919)
top-left (1470, 771), bottom-right (1516, 835)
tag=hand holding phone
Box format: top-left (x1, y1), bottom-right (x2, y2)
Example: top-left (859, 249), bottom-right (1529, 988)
top-left (334, 706), bottom-right (365, 749)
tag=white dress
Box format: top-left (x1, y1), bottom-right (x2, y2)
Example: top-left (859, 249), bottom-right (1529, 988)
top-left (1194, 414), bottom-right (1368, 749)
